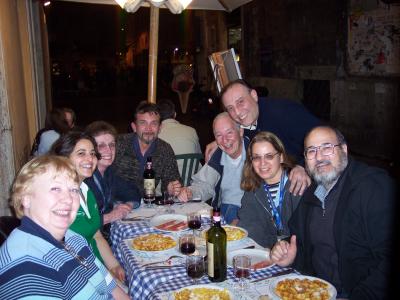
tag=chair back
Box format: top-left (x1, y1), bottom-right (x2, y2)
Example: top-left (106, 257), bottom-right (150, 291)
top-left (0, 216), bottom-right (21, 246)
top-left (175, 153), bottom-right (203, 186)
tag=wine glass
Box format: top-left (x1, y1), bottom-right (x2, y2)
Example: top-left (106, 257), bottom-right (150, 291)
top-left (187, 212), bottom-right (202, 235)
top-left (179, 234), bottom-right (196, 255)
top-left (186, 255), bottom-right (205, 284)
top-left (233, 255), bottom-right (251, 291)
top-left (163, 191), bottom-right (175, 213)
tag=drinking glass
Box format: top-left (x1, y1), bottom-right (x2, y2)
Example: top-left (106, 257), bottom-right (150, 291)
top-left (179, 234), bottom-right (196, 255)
top-left (187, 212), bottom-right (202, 235)
top-left (163, 191), bottom-right (175, 213)
top-left (186, 255), bottom-right (205, 284)
top-left (233, 255), bottom-right (251, 291)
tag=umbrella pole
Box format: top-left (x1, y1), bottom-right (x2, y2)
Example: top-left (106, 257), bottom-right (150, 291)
top-left (147, 5), bottom-right (159, 104)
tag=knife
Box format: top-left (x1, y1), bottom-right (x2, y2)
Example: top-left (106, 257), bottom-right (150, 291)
top-left (250, 268), bottom-right (294, 283)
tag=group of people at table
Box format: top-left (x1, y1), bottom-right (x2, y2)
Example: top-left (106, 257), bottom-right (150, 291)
top-left (0, 79), bottom-right (396, 299)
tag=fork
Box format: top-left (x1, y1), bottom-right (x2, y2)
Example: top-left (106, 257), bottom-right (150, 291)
top-left (141, 255), bottom-right (183, 268)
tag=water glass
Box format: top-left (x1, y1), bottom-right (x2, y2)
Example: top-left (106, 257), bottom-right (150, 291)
top-left (163, 191), bottom-right (175, 213)
top-left (179, 234), bottom-right (196, 255)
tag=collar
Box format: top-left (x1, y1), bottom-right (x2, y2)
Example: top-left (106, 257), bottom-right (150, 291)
top-left (240, 121), bottom-right (257, 130)
top-left (79, 182), bottom-right (91, 218)
top-left (161, 118), bottom-right (179, 125)
top-left (19, 216), bottom-right (64, 249)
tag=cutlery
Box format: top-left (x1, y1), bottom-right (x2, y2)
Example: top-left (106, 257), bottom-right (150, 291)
top-left (250, 268), bottom-right (294, 282)
top-left (141, 255), bottom-right (183, 267)
top-left (145, 264), bottom-right (185, 270)
top-left (122, 214), bottom-right (156, 222)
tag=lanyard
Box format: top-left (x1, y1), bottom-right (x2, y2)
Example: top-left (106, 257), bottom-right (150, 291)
top-left (93, 173), bottom-right (111, 213)
top-left (263, 171), bottom-right (287, 232)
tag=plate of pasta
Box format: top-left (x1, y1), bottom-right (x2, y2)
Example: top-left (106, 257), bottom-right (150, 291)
top-left (268, 274), bottom-right (337, 300)
top-left (129, 233), bottom-right (177, 252)
top-left (201, 225), bottom-right (247, 244)
top-left (172, 284), bottom-right (233, 300)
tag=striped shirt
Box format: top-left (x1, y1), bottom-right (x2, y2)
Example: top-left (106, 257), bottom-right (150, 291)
top-left (0, 217), bottom-right (116, 299)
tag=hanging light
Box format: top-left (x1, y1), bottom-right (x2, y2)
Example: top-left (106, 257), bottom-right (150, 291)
top-left (115, 0), bottom-right (192, 14)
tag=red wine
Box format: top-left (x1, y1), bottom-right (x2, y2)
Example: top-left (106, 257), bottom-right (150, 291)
top-left (143, 157), bottom-right (155, 202)
top-left (188, 219), bottom-right (201, 230)
top-left (235, 269), bottom-right (250, 278)
top-left (164, 199), bottom-right (175, 205)
top-left (180, 242), bottom-right (195, 254)
top-left (187, 264), bottom-right (204, 279)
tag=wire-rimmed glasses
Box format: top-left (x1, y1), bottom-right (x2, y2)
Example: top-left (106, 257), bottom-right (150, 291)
top-left (304, 143), bottom-right (341, 160)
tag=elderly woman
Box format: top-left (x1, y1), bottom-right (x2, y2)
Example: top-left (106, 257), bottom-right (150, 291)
top-left (0, 155), bottom-right (128, 299)
top-left (50, 131), bottom-right (125, 282)
top-left (237, 131), bottom-right (302, 248)
top-left (85, 121), bottom-right (140, 240)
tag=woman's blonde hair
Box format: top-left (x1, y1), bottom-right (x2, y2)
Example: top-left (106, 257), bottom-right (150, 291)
top-left (11, 155), bottom-right (79, 218)
top-left (241, 131), bottom-right (294, 192)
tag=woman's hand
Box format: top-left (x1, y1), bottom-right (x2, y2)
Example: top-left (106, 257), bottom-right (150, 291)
top-left (110, 264), bottom-right (125, 282)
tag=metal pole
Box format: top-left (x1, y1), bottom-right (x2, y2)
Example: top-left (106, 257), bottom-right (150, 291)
top-left (147, 5), bottom-right (159, 103)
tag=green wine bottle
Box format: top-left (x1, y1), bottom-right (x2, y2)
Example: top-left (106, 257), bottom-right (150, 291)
top-left (207, 208), bottom-right (227, 282)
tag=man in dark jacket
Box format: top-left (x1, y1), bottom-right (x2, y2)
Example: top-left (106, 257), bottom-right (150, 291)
top-left (270, 126), bottom-right (396, 300)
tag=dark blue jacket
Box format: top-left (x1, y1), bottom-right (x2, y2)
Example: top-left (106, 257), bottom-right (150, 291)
top-left (244, 97), bottom-right (321, 164)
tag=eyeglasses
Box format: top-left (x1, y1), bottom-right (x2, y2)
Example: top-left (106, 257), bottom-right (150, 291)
top-left (97, 142), bottom-right (116, 151)
top-left (251, 152), bottom-right (280, 163)
top-left (304, 143), bottom-right (341, 160)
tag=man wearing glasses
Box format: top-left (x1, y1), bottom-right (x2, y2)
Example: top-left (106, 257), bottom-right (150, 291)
top-left (271, 126), bottom-right (395, 299)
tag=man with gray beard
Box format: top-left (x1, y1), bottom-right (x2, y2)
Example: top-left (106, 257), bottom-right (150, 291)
top-left (270, 126), bottom-right (396, 300)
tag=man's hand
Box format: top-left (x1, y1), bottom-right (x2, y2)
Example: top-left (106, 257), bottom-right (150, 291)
top-left (167, 180), bottom-right (182, 196)
top-left (177, 187), bottom-right (192, 203)
top-left (270, 235), bottom-right (297, 267)
top-left (288, 165), bottom-right (311, 196)
top-left (205, 141), bottom-right (217, 162)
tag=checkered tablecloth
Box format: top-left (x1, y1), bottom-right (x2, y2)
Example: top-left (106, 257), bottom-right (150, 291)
top-left (111, 217), bottom-right (294, 300)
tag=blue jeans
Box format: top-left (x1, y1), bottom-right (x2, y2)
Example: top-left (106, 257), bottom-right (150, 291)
top-left (221, 204), bottom-right (240, 224)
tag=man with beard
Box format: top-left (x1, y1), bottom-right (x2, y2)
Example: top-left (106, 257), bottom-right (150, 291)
top-left (113, 102), bottom-right (182, 197)
top-left (270, 126), bottom-right (395, 300)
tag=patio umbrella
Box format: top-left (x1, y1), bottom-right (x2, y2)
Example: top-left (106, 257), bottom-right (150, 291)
top-left (60, 0), bottom-right (253, 102)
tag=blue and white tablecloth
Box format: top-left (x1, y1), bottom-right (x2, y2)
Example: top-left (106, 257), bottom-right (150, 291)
top-left (111, 205), bottom-right (293, 299)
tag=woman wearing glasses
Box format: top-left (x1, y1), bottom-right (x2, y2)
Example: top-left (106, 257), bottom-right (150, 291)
top-left (237, 131), bottom-right (302, 248)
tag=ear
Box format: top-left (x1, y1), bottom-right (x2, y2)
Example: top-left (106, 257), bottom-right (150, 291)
top-left (250, 89), bottom-right (258, 102)
top-left (341, 144), bottom-right (348, 154)
top-left (280, 153), bottom-right (284, 164)
top-left (239, 127), bottom-right (244, 137)
top-left (130, 122), bottom-right (136, 133)
top-left (22, 195), bottom-right (31, 209)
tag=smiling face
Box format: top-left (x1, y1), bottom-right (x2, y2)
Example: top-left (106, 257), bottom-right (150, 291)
top-left (304, 127), bottom-right (348, 189)
top-left (22, 169), bottom-right (80, 241)
top-left (94, 133), bottom-right (116, 174)
top-left (222, 83), bottom-right (259, 127)
top-left (251, 141), bottom-right (283, 184)
top-left (69, 139), bottom-right (97, 181)
top-left (213, 114), bottom-right (243, 159)
top-left (131, 112), bottom-right (161, 147)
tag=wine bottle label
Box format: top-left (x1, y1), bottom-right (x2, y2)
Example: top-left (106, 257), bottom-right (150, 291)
top-left (207, 242), bottom-right (214, 277)
top-left (144, 178), bottom-right (155, 195)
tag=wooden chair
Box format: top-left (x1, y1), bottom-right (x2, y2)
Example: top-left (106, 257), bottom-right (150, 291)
top-left (0, 216), bottom-right (21, 246)
top-left (175, 153), bottom-right (203, 186)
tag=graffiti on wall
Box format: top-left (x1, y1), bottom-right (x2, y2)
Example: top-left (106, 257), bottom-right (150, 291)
top-left (348, 4), bottom-right (400, 75)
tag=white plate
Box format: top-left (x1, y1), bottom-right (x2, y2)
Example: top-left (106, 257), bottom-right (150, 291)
top-left (169, 284), bottom-right (234, 300)
top-left (227, 248), bottom-right (274, 270)
top-left (268, 274), bottom-right (337, 300)
top-left (127, 233), bottom-right (178, 253)
top-left (150, 214), bottom-right (188, 232)
top-left (201, 225), bottom-right (248, 244)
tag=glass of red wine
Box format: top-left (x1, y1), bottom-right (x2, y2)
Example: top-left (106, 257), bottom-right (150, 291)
top-left (187, 212), bottom-right (202, 235)
top-left (179, 234), bottom-right (196, 255)
top-left (186, 255), bottom-right (205, 284)
top-left (233, 254), bottom-right (251, 291)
